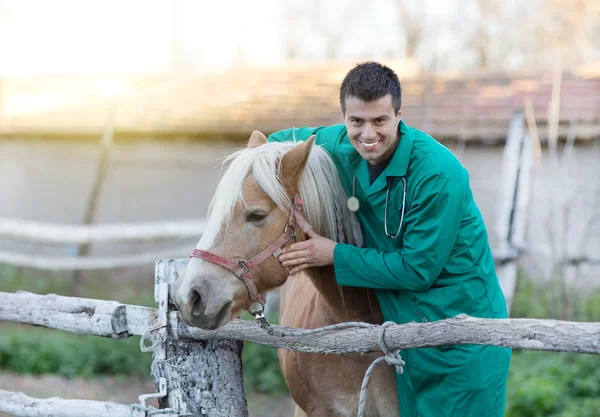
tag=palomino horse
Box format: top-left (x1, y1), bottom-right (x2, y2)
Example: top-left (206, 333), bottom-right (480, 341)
top-left (172, 131), bottom-right (399, 417)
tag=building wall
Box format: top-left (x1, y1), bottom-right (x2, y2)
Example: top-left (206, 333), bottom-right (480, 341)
top-left (0, 137), bottom-right (598, 286)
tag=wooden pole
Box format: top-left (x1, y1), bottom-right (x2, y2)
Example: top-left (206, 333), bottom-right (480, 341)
top-left (495, 110), bottom-right (533, 313)
top-left (71, 101), bottom-right (117, 293)
top-left (150, 259), bottom-right (248, 416)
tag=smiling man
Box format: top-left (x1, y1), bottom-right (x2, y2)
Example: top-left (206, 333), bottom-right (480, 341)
top-left (268, 62), bottom-right (511, 417)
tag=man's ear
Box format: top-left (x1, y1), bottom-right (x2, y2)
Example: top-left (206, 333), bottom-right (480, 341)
top-left (248, 130), bottom-right (268, 148)
top-left (279, 135), bottom-right (315, 197)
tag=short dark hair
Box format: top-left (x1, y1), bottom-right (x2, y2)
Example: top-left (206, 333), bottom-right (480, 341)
top-left (339, 62), bottom-right (402, 114)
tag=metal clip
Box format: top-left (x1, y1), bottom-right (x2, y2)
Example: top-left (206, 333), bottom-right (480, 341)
top-left (254, 312), bottom-right (273, 335)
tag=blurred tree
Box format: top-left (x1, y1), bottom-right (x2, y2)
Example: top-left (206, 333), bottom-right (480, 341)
top-left (281, 0), bottom-right (308, 61)
top-left (279, 0), bottom-right (599, 71)
top-left (395, 0), bottom-right (426, 59)
top-left (503, 0), bottom-right (600, 69)
top-left (170, 0), bottom-right (184, 74)
top-left (312, 0), bottom-right (362, 61)
top-left (537, 0), bottom-right (600, 67)
top-left (281, 0), bottom-right (364, 62)
top-left (472, 0), bottom-right (503, 70)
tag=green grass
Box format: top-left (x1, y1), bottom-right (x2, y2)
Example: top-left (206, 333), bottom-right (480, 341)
top-left (511, 268), bottom-right (600, 322)
top-left (0, 324), bottom-right (152, 378)
top-left (0, 265), bottom-right (156, 378)
top-left (506, 351), bottom-right (600, 417)
top-left (0, 265), bottom-right (155, 307)
top-left (240, 312), bottom-right (288, 394)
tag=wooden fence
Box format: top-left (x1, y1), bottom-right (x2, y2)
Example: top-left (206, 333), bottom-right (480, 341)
top-left (1, 109), bottom-right (599, 415)
top-left (0, 219), bottom-right (206, 270)
top-left (1, 258), bottom-right (599, 417)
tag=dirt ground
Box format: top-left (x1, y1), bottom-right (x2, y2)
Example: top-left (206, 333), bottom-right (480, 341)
top-left (0, 372), bottom-right (295, 417)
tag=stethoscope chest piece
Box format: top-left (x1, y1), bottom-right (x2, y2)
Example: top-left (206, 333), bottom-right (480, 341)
top-left (347, 196), bottom-right (360, 212)
top-left (347, 176), bottom-right (360, 212)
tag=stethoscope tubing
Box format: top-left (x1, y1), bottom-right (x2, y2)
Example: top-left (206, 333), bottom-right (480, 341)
top-left (349, 176), bottom-right (407, 239)
top-left (384, 177), bottom-right (406, 238)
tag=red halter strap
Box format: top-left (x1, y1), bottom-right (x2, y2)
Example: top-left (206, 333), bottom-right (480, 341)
top-left (190, 195), bottom-right (312, 313)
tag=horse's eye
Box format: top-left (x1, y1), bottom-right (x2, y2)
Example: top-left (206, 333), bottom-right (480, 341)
top-left (246, 211), bottom-right (267, 223)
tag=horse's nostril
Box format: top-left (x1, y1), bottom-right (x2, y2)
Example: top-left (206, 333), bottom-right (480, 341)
top-left (189, 290), bottom-right (205, 317)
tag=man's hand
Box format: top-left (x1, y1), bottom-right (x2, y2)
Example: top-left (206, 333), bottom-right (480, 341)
top-left (278, 229), bottom-right (337, 275)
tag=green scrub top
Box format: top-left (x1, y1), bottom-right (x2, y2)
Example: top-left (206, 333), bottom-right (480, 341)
top-left (269, 121), bottom-right (511, 417)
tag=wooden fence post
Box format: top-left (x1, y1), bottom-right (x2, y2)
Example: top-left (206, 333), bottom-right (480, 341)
top-left (151, 259), bottom-right (248, 417)
top-left (71, 101), bottom-right (117, 294)
top-left (495, 110), bottom-right (533, 313)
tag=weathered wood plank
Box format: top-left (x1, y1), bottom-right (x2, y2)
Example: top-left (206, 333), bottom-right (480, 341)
top-left (495, 110), bottom-right (533, 313)
top-left (0, 218), bottom-right (207, 244)
top-left (0, 291), bottom-right (155, 338)
top-left (175, 315), bottom-right (600, 355)
top-left (0, 246), bottom-right (191, 271)
top-left (151, 259), bottom-right (248, 417)
top-left (0, 389), bottom-right (172, 417)
top-left (2, 290), bottom-right (599, 355)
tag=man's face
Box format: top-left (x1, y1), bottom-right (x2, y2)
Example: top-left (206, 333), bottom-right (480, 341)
top-left (343, 94), bottom-right (402, 166)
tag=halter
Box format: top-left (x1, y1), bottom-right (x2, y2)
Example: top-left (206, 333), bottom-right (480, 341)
top-left (190, 195), bottom-right (312, 316)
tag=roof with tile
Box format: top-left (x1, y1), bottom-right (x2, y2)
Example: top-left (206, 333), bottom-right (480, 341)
top-left (1, 61), bottom-right (599, 142)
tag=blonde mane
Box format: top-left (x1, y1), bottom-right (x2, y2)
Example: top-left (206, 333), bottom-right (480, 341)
top-left (208, 141), bottom-right (363, 247)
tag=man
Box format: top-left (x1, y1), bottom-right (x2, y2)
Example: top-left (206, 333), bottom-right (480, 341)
top-left (269, 62), bottom-right (511, 416)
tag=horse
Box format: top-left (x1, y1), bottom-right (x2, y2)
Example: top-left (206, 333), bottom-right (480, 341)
top-left (172, 131), bottom-right (399, 417)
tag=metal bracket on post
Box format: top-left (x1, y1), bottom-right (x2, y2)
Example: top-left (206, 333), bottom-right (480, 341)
top-left (136, 280), bottom-right (171, 413)
top-left (138, 377), bottom-right (167, 407)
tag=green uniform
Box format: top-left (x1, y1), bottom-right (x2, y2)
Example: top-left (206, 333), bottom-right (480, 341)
top-left (268, 121), bottom-right (511, 417)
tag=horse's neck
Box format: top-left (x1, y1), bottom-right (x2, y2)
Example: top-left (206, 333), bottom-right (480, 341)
top-left (307, 266), bottom-right (383, 324)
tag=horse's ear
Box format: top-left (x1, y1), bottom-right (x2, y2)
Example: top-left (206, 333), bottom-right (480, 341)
top-left (248, 130), bottom-right (268, 148)
top-left (279, 135), bottom-right (315, 197)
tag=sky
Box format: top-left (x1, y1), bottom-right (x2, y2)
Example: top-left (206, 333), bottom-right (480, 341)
top-left (0, 0), bottom-right (451, 76)
top-left (1, 0), bottom-right (596, 77)
top-left (0, 0), bottom-right (307, 75)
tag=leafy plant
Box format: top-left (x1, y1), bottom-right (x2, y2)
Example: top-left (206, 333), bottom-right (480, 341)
top-left (240, 312), bottom-right (289, 394)
top-left (506, 350), bottom-right (600, 417)
top-left (0, 326), bottom-right (152, 378)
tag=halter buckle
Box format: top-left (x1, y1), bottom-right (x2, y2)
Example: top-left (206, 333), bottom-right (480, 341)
top-left (284, 224), bottom-right (296, 240)
top-left (233, 259), bottom-right (250, 280)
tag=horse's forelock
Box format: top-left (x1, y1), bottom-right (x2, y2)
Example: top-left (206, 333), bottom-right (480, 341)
top-left (208, 142), bottom-right (363, 247)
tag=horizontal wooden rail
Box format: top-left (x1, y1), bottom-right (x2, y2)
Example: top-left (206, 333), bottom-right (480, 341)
top-left (0, 389), bottom-right (173, 417)
top-left (0, 246), bottom-right (192, 271)
top-left (1, 291), bottom-right (599, 355)
top-left (0, 218), bottom-right (207, 244)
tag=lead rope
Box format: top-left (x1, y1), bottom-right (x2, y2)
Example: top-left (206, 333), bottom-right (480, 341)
top-left (269, 321), bottom-right (404, 417)
top-left (357, 321), bottom-right (404, 417)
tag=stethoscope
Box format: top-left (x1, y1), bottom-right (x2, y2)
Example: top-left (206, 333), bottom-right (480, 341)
top-left (347, 176), bottom-right (407, 239)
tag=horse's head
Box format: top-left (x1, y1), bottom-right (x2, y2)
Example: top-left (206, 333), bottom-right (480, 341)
top-left (172, 130), bottom-right (362, 330)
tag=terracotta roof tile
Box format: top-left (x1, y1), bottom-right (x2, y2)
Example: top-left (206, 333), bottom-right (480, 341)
top-left (1, 62), bottom-right (599, 141)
